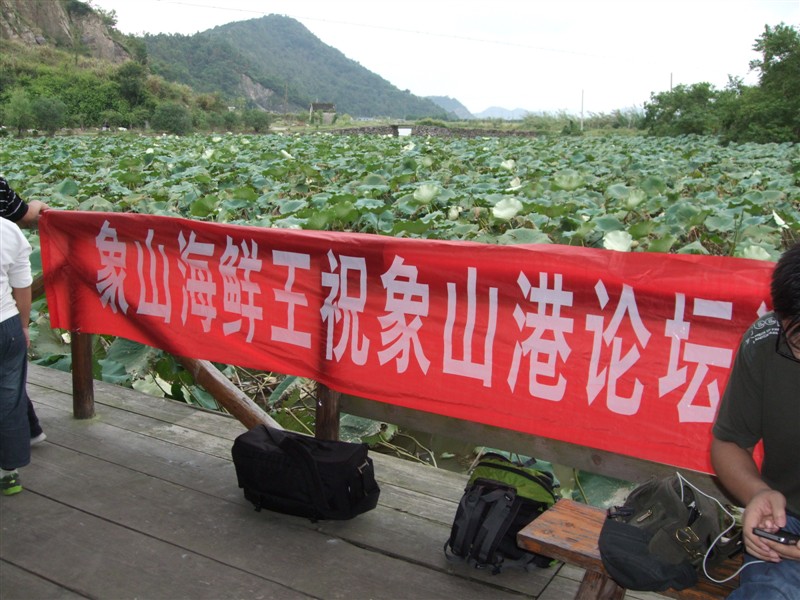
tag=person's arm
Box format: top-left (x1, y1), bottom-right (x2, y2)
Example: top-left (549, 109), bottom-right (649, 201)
top-left (711, 438), bottom-right (799, 562)
top-left (10, 285), bottom-right (31, 347)
top-left (711, 438), bottom-right (771, 505)
top-left (16, 200), bottom-right (49, 228)
top-left (1, 177), bottom-right (49, 228)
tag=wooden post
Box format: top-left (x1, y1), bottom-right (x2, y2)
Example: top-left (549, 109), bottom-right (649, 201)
top-left (175, 356), bottom-right (282, 431)
top-left (71, 331), bottom-right (95, 419)
top-left (315, 383), bottom-right (340, 441)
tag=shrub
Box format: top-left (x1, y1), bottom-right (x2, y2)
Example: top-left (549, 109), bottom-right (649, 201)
top-left (151, 101), bottom-right (192, 135)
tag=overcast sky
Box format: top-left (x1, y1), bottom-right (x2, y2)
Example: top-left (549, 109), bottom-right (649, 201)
top-left (92, 0), bottom-right (799, 116)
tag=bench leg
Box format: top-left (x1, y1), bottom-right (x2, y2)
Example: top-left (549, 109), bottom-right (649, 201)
top-left (576, 570), bottom-right (625, 600)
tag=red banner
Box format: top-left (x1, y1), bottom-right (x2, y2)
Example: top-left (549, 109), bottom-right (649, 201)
top-left (40, 211), bottom-right (773, 473)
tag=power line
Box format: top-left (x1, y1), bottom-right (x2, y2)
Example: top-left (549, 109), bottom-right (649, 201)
top-left (149, 0), bottom-right (609, 60)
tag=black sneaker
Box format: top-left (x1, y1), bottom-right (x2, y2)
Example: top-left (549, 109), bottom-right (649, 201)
top-left (1, 471), bottom-right (22, 496)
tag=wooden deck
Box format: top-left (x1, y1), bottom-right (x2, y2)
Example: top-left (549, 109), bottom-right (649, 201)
top-left (2, 364), bottom-right (671, 600)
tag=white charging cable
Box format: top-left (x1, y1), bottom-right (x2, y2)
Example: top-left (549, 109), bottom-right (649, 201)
top-left (675, 472), bottom-right (764, 583)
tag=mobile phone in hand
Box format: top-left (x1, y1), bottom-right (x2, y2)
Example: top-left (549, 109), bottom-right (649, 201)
top-left (753, 527), bottom-right (800, 545)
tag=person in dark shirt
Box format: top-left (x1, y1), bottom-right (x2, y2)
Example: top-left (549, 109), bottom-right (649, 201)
top-left (712, 242), bottom-right (800, 599)
top-left (0, 177), bottom-right (49, 445)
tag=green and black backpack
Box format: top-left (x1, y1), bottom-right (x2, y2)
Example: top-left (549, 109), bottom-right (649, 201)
top-left (444, 452), bottom-right (558, 573)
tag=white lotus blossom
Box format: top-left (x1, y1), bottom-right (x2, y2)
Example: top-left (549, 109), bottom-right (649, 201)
top-left (145, 148), bottom-right (154, 154)
top-left (492, 198), bottom-right (523, 220)
top-left (500, 159), bottom-right (516, 171)
top-left (202, 148), bottom-right (214, 160)
top-left (414, 183), bottom-right (439, 204)
top-left (281, 149), bottom-right (294, 160)
top-left (448, 206), bottom-right (461, 220)
top-left (505, 176), bottom-right (522, 192)
top-left (212, 136), bottom-right (222, 143)
top-left (403, 142), bottom-right (416, 152)
top-left (626, 189), bottom-right (646, 209)
top-left (603, 230), bottom-right (633, 252)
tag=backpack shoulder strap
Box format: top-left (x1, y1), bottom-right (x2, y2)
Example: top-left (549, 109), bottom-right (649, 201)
top-left (471, 487), bottom-right (519, 569)
top-left (446, 483), bottom-right (489, 560)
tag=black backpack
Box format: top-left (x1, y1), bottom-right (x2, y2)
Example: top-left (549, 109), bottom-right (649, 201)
top-left (444, 453), bottom-right (558, 573)
top-left (232, 424), bottom-right (380, 521)
top-left (598, 474), bottom-right (743, 592)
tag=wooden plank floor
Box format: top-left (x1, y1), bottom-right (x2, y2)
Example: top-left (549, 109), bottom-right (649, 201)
top-left (2, 365), bottom-right (671, 600)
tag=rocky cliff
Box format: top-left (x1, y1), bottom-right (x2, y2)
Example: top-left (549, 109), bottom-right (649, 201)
top-left (0, 0), bottom-right (128, 63)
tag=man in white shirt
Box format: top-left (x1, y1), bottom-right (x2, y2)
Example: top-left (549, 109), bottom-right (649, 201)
top-left (0, 217), bottom-right (33, 495)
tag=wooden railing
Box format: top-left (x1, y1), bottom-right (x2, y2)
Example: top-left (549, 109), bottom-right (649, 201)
top-left (32, 275), bottom-right (281, 430)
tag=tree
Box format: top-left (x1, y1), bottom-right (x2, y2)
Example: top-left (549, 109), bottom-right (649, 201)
top-left (32, 96), bottom-right (67, 135)
top-left (128, 37), bottom-right (149, 66)
top-left (222, 110), bottom-right (239, 132)
top-left (747, 23), bottom-right (800, 142)
top-left (114, 61), bottom-right (148, 107)
top-left (243, 109), bottom-right (271, 133)
top-left (4, 88), bottom-right (34, 136)
top-left (642, 83), bottom-right (721, 136)
top-left (751, 23), bottom-right (800, 87)
top-left (151, 101), bottom-right (192, 134)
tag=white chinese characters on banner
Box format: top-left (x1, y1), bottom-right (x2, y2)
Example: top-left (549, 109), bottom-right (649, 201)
top-left (271, 250), bottom-right (311, 349)
top-left (443, 267), bottom-right (497, 386)
top-left (220, 236), bottom-right (263, 342)
top-left (92, 224), bottom-right (753, 424)
top-left (135, 229), bottom-right (171, 322)
top-left (95, 220), bottom-right (129, 314)
top-left (586, 282), bottom-right (651, 416)
top-left (659, 294), bottom-right (733, 423)
top-left (321, 250), bottom-right (369, 365)
top-left (508, 271), bottom-right (574, 401)
top-left (178, 230), bottom-right (217, 332)
top-left (378, 256), bottom-right (431, 374)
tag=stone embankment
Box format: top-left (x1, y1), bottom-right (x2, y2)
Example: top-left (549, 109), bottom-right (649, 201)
top-left (327, 125), bottom-right (537, 138)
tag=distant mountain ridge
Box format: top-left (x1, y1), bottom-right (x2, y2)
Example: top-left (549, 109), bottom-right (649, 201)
top-left (426, 97), bottom-right (534, 121)
top-left (145, 15), bottom-right (451, 119)
top-left (427, 96), bottom-right (474, 119)
top-left (475, 107), bottom-right (531, 120)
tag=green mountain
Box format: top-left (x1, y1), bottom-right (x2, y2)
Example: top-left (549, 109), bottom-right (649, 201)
top-left (427, 96), bottom-right (474, 120)
top-left (145, 15), bottom-right (451, 120)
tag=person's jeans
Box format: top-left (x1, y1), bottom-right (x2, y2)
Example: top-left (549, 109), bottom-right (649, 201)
top-left (27, 391), bottom-right (42, 437)
top-left (0, 315), bottom-right (30, 470)
top-left (728, 514), bottom-right (800, 600)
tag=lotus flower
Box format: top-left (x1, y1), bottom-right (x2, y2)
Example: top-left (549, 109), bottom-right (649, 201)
top-left (492, 198), bottom-right (523, 220)
top-left (603, 230), bottom-right (633, 252)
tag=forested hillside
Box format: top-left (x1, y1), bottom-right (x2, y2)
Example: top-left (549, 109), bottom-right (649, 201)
top-left (1, 0), bottom-right (798, 141)
top-left (143, 33), bottom-right (291, 110)
top-left (1, 0), bottom-right (449, 130)
top-left (146, 15), bottom-right (449, 119)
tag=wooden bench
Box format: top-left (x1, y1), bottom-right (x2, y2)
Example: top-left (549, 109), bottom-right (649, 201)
top-left (517, 498), bottom-right (741, 600)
